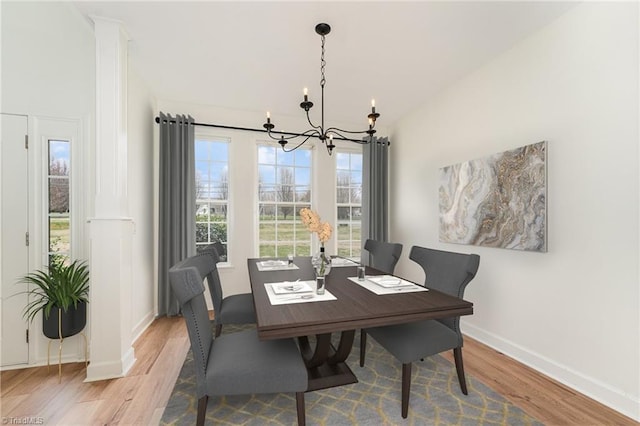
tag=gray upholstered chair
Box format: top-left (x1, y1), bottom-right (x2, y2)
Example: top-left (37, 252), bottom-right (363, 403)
top-left (169, 252), bottom-right (308, 426)
top-left (363, 239), bottom-right (403, 274)
top-left (359, 246), bottom-right (480, 418)
top-left (201, 242), bottom-right (256, 337)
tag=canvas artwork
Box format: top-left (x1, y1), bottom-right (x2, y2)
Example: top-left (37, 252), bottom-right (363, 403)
top-left (439, 141), bottom-right (547, 252)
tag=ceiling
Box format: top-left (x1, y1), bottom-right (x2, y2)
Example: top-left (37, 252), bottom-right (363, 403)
top-left (71, 1), bottom-right (575, 129)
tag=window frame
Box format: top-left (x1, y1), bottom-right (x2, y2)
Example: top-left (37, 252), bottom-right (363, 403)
top-left (35, 117), bottom-right (85, 269)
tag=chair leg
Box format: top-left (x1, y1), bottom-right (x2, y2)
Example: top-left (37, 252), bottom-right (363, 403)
top-left (296, 391), bottom-right (306, 426)
top-left (453, 347), bottom-right (468, 395)
top-left (196, 395), bottom-right (208, 426)
top-left (359, 329), bottom-right (367, 367)
top-left (401, 363), bottom-right (412, 418)
top-left (215, 324), bottom-right (222, 337)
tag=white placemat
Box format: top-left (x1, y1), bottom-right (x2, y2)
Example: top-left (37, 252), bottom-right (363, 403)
top-left (256, 260), bottom-right (300, 272)
top-left (347, 276), bottom-right (428, 295)
top-left (264, 281), bottom-right (337, 305)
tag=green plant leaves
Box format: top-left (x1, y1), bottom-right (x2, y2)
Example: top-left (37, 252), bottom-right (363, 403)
top-left (19, 259), bottom-right (90, 322)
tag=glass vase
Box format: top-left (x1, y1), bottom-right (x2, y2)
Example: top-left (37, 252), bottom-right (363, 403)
top-left (315, 275), bottom-right (326, 295)
top-left (312, 244), bottom-right (331, 295)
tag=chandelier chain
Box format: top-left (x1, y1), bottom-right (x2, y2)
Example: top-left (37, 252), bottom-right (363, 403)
top-left (320, 35), bottom-right (326, 88)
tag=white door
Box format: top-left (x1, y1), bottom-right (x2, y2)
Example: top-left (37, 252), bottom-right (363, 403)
top-left (1, 113), bottom-right (30, 366)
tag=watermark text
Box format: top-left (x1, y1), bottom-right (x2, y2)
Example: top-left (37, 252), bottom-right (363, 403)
top-left (2, 417), bottom-right (44, 425)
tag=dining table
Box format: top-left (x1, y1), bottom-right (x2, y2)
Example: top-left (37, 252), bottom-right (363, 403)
top-left (247, 256), bottom-right (474, 392)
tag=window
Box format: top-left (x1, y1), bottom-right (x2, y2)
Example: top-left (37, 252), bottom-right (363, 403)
top-left (336, 151), bottom-right (362, 258)
top-left (47, 140), bottom-right (70, 265)
top-left (258, 146), bottom-right (312, 257)
top-left (195, 137), bottom-right (229, 260)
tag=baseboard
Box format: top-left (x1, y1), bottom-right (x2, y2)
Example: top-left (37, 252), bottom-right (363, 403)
top-left (84, 347), bottom-right (136, 382)
top-left (131, 310), bottom-right (155, 344)
top-left (0, 353), bottom-right (87, 371)
top-left (79, 312), bottom-right (151, 381)
top-left (462, 321), bottom-right (640, 422)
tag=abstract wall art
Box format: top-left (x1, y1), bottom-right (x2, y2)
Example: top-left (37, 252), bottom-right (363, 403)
top-left (439, 141), bottom-right (547, 252)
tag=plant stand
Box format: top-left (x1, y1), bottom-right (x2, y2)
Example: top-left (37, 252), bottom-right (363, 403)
top-left (47, 332), bottom-right (88, 383)
top-left (44, 305), bottom-right (88, 383)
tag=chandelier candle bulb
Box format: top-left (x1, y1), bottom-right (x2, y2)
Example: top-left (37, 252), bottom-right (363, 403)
top-left (303, 87), bottom-right (308, 102)
top-left (266, 111), bottom-right (271, 124)
top-left (371, 99), bottom-right (376, 114)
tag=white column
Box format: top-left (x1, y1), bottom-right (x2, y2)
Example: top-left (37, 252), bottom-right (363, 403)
top-left (85, 17), bottom-right (136, 381)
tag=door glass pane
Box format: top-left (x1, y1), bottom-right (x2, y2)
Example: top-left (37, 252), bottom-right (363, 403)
top-left (47, 139), bottom-right (70, 263)
top-left (49, 178), bottom-right (69, 213)
top-left (49, 216), bottom-right (69, 255)
top-left (49, 140), bottom-right (69, 175)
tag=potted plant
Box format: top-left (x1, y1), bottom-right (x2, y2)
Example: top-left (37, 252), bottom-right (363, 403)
top-left (20, 257), bottom-right (89, 339)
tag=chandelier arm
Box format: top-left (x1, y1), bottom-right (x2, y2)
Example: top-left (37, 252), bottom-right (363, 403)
top-left (281, 134), bottom-right (317, 152)
top-left (304, 110), bottom-right (322, 131)
top-left (267, 127), bottom-right (319, 141)
top-left (326, 126), bottom-right (376, 135)
top-left (327, 130), bottom-right (370, 145)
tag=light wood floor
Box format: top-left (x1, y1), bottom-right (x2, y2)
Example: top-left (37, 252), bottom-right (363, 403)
top-left (1, 316), bottom-right (636, 425)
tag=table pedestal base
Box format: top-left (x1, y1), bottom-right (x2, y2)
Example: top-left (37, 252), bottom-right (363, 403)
top-left (306, 360), bottom-right (358, 392)
top-left (298, 330), bottom-right (358, 392)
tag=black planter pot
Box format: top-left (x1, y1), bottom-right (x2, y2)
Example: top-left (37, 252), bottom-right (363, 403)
top-left (42, 301), bottom-right (87, 339)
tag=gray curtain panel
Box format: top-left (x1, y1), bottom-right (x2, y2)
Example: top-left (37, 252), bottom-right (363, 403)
top-left (361, 136), bottom-right (390, 265)
top-left (158, 112), bottom-right (196, 316)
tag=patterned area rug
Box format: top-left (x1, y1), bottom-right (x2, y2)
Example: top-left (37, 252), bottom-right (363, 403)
top-left (161, 325), bottom-right (542, 425)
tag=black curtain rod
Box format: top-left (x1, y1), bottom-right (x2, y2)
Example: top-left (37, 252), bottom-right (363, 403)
top-left (153, 116), bottom-right (385, 144)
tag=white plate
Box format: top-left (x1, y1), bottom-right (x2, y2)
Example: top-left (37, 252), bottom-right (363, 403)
top-left (368, 275), bottom-right (412, 288)
top-left (269, 281), bottom-right (314, 295)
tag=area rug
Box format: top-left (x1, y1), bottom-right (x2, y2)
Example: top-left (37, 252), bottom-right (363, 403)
top-left (161, 325), bottom-right (542, 425)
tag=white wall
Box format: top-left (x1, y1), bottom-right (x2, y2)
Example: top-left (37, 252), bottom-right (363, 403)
top-left (1, 2), bottom-right (95, 365)
top-left (391, 2), bottom-right (639, 420)
top-left (1, 2), bottom-right (94, 118)
top-left (127, 65), bottom-right (156, 340)
top-left (1, 2), bottom-right (157, 368)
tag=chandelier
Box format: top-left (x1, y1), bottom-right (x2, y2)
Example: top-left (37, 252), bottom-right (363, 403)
top-left (263, 23), bottom-right (380, 155)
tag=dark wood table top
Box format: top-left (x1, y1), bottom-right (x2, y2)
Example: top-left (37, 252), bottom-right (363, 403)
top-left (248, 256), bottom-right (474, 340)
